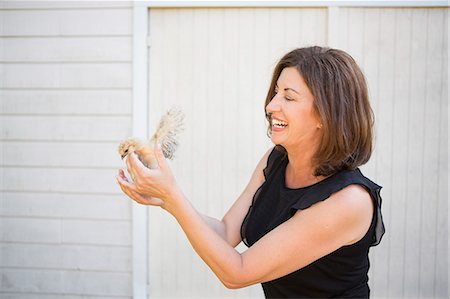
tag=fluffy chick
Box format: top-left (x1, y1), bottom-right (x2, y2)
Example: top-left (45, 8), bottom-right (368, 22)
top-left (118, 107), bottom-right (184, 169)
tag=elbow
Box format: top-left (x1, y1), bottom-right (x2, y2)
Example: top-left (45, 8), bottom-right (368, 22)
top-left (217, 253), bottom-right (254, 289)
top-left (222, 279), bottom-right (246, 290)
top-left (220, 271), bottom-right (253, 290)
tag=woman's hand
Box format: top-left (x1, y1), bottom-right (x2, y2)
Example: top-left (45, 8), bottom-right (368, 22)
top-left (116, 145), bottom-right (179, 209)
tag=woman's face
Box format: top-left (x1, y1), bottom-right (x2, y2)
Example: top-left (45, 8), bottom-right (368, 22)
top-left (266, 67), bottom-right (322, 150)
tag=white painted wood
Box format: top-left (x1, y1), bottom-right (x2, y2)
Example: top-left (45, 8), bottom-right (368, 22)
top-left (0, 243), bottom-right (130, 272)
top-left (1, 90), bottom-right (132, 115)
top-left (0, 3), bottom-right (134, 299)
top-left (1, 63), bottom-right (131, 89)
top-left (435, 9), bottom-right (448, 299)
top-left (1, 217), bottom-right (62, 243)
top-left (1, 115), bottom-right (131, 142)
top-left (132, 4), bottom-right (150, 299)
top-left (0, 167), bottom-right (122, 194)
top-left (386, 8), bottom-right (412, 298)
top-left (0, 37), bottom-right (132, 62)
top-left (373, 8), bottom-right (396, 297)
top-left (1, 217), bottom-right (131, 246)
top-left (0, 1), bottom-right (133, 9)
top-left (403, 9), bottom-right (428, 298)
top-left (327, 6), bottom-right (340, 48)
top-left (62, 219), bottom-right (131, 246)
top-left (144, 6), bottom-right (448, 299)
top-left (1, 142), bottom-right (123, 168)
top-left (0, 296), bottom-right (130, 299)
top-left (419, 8), bottom-right (447, 297)
top-left (1, 192), bottom-right (130, 220)
top-left (145, 7), bottom-right (326, 298)
top-left (1, 3), bottom-right (446, 299)
top-left (337, 7), bottom-right (448, 299)
top-left (0, 9), bottom-right (132, 36)
top-left (139, 0), bottom-right (449, 8)
top-left (0, 269), bottom-right (131, 296)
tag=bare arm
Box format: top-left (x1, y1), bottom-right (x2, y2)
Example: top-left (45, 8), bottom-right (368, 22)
top-left (199, 148), bottom-right (273, 247)
top-left (200, 214), bottom-right (227, 241)
top-left (117, 147), bottom-right (373, 289)
top-left (166, 184), bottom-right (373, 288)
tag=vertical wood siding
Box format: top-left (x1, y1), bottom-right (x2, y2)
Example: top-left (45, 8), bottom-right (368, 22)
top-left (146, 7), bottom-right (325, 299)
top-left (147, 7), bottom-right (448, 299)
top-left (0, 3), bottom-right (446, 299)
top-left (0, 3), bottom-right (133, 299)
top-left (334, 8), bottom-right (448, 298)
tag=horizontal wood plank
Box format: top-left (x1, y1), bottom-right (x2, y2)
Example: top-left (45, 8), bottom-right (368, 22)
top-left (0, 37), bottom-right (132, 62)
top-left (1, 217), bottom-right (131, 246)
top-left (1, 141), bottom-right (125, 168)
top-left (0, 243), bottom-right (131, 272)
top-left (0, 294), bottom-right (130, 299)
top-left (1, 217), bottom-right (61, 243)
top-left (1, 63), bottom-right (132, 89)
top-left (0, 9), bottom-right (132, 36)
top-left (0, 4), bottom-right (134, 298)
top-left (0, 268), bottom-right (131, 296)
top-left (61, 219), bottom-right (131, 246)
top-left (1, 89), bottom-right (131, 115)
top-left (0, 167), bottom-right (123, 194)
top-left (1, 115), bottom-right (131, 141)
top-left (0, 192), bottom-right (130, 220)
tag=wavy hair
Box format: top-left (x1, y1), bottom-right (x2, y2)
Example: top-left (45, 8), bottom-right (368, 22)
top-left (265, 46), bottom-right (374, 176)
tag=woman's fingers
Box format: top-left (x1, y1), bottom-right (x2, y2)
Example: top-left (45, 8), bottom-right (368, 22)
top-left (118, 169), bottom-right (129, 182)
top-left (116, 172), bottom-right (134, 189)
top-left (125, 152), bottom-right (144, 183)
top-left (119, 147), bottom-right (176, 201)
top-left (116, 172), bottom-right (164, 206)
top-left (154, 144), bottom-right (168, 171)
top-left (125, 154), bottom-right (135, 180)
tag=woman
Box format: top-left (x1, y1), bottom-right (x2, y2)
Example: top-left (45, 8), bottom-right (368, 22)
top-left (116, 46), bottom-right (385, 298)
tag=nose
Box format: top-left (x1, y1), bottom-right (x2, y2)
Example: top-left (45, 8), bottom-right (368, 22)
top-left (265, 94), bottom-right (281, 114)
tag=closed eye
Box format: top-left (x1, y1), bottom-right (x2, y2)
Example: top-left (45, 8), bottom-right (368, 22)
top-left (275, 84), bottom-right (296, 101)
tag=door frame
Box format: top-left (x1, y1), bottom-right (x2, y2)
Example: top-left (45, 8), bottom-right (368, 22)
top-left (131, 1), bottom-right (448, 298)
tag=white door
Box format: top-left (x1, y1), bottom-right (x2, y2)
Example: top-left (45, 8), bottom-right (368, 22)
top-left (145, 6), bottom-right (448, 299)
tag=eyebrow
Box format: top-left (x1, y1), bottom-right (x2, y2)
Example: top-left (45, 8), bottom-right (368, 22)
top-left (276, 84), bottom-right (300, 95)
top-left (285, 88), bottom-right (300, 95)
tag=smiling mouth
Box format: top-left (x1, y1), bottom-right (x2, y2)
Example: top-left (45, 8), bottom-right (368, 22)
top-left (272, 119), bottom-right (288, 129)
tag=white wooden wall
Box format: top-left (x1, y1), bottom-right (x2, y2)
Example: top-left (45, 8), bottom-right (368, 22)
top-left (146, 7), bottom-right (326, 298)
top-left (0, 1), bottom-right (134, 298)
top-left (343, 8), bottom-right (448, 298)
top-left (0, 2), bottom-right (447, 299)
top-left (146, 6), bottom-right (448, 299)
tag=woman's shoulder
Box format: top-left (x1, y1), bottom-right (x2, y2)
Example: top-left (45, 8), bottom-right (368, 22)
top-left (328, 183), bottom-right (372, 212)
top-left (290, 168), bottom-right (380, 211)
top-left (308, 168), bottom-right (384, 246)
top-left (336, 168), bottom-right (381, 189)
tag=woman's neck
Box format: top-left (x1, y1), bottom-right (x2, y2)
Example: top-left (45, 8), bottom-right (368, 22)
top-left (284, 145), bottom-right (323, 189)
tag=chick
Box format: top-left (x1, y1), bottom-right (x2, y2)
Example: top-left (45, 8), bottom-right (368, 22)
top-left (118, 107), bottom-right (184, 169)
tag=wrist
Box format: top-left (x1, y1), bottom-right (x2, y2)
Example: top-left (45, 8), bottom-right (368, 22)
top-left (161, 185), bottom-right (187, 214)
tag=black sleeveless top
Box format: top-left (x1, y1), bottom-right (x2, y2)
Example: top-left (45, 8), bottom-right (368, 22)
top-left (241, 147), bottom-right (385, 298)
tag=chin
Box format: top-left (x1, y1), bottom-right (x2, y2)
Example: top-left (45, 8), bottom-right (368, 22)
top-left (270, 135), bottom-right (285, 146)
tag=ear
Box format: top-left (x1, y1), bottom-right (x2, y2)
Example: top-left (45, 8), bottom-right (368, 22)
top-left (317, 123), bottom-right (323, 129)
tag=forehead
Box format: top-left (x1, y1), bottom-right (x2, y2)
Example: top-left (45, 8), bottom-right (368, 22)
top-left (277, 67), bottom-right (307, 90)
top-left (277, 67), bottom-right (311, 94)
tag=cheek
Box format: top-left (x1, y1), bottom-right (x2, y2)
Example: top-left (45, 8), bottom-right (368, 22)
top-left (307, 106), bottom-right (322, 125)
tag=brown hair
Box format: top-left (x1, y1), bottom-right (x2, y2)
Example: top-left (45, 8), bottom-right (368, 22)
top-left (265, 46), bottom-right (374, 176)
